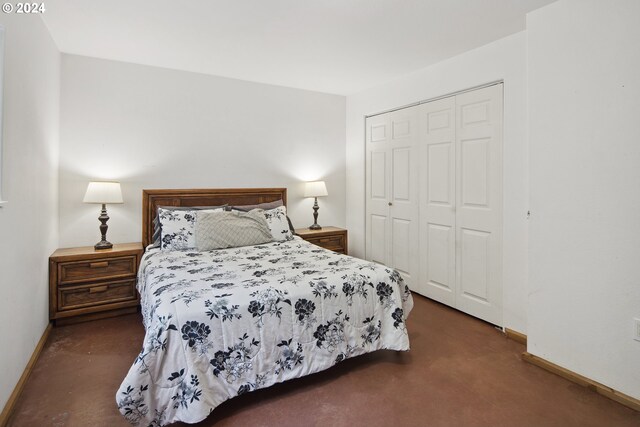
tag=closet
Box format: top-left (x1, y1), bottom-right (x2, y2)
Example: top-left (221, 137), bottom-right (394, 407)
top-left (365, 84), bottom-right (503, 326)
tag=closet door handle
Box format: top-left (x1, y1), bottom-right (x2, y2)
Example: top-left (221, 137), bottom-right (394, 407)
top-left (388, 202), bottom-right (393, 206)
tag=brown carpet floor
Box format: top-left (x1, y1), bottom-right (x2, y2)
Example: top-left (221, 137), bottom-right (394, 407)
top-left (8, 294), bottom-right (640, 427)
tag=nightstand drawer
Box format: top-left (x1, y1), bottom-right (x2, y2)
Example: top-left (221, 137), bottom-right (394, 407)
top-left (58, 279), bottom-right (137, 311)
top-left (306, 235), bottom-right (345, 251)
top-left (58, 255), bottom-right (137, 285)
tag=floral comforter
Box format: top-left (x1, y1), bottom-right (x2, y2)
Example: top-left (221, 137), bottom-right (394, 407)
top-left (117, 237), bottom-right (413, 426)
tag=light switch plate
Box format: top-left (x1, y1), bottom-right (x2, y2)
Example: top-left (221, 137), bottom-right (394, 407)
top-left (634, 318), bottom-right (640, 342)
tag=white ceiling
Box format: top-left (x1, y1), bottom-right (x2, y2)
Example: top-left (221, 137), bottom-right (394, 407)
top-left (41, 0), bottom-right (554, 95)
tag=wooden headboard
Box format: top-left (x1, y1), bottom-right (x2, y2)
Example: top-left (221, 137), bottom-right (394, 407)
top-left (142, 188), bottom-right (288, 248)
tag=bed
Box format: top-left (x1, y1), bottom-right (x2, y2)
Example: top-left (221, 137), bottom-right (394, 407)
top-left (117, 188), bottom-right (414, 426)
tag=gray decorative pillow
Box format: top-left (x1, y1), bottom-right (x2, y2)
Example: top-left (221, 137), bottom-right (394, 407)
top-left (152, 205), bottom-right (227, 248)
top-left (228, 199), bottom-right (283, 212)
top-left (195, 209), bottom-right (274, 250)
top-left (229, 200), bottom-right (295, 235)
top-left (159, 207), bottom-right (223, 251)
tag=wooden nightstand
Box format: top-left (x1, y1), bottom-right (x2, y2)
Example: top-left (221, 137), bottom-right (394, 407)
top-left (295, 226), bottom-right (348, 255)
top-left (49, 242), bottom-right (143, 325)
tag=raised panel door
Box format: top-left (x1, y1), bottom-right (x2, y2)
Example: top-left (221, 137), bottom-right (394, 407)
top-left (366, 106), bottom-right (419, 289)
top-left (418, 96), bottom-right (456, 304)
top-left (455, 84), bottom-right (503, 326)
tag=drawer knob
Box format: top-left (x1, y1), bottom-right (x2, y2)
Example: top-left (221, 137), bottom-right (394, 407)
top-left (89, 285), bottom-right (109, 294)
top-left (89, 261), bottom-right (109, 269)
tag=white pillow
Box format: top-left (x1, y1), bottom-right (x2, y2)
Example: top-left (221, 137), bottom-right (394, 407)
top-left (159, 207), bottom-right (222, 251)
top-left (263, 206), bottom-right (294, 241)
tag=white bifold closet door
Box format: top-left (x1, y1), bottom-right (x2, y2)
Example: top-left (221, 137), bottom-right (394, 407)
top-left (416, 95), bottom-right (457, 304)
top-left (365, 106), bottom-right (419, 288)
top-left (366, 83), bottom-right (503, 326)
top-left (419, 84), bottom-right (503, 325)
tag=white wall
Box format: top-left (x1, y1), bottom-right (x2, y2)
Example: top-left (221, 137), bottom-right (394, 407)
top-left (527, 0), bottom-right (640, 399)
top-left (59, 55), bottom-right (346, 248)
top-left (346, 33), bottom-right (529, 333)
top-left (0, 15), bottom-right (60, 410)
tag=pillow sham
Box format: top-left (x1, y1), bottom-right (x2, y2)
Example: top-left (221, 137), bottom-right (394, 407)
top-left (264, 206), bottom-right (294, 241)
top-left (229, 199), bottom-right (296, 235)
top-left (225, 199), bottom-right (284, 212)
top-left (158, 207), bottom-right (223, 251)
top-left (195, 209), bottom-right (273, 251)
top-left (152, 205), bottom-right (227, 248)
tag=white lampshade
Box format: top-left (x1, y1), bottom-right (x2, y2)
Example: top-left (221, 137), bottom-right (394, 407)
top-left (83, 181), bottom-right (123, 204)
top-left (304, 181), bottom-right (328, 198)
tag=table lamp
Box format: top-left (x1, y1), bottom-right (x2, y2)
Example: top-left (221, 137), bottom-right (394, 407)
top-left (304, 181), bottom-right (328, 230)
top-left (83, 181), bottom-right (123, 250)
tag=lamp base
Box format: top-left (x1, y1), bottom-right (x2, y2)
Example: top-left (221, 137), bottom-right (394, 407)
top-left (309, 197), bottom-right (322, 230)
top-left (94, 204), bottom-right (113, 250)
top-left (94, 240), bottom-right (113, 250)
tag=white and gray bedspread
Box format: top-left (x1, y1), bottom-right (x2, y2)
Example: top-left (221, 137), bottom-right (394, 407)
top-left (117, 237), bottom-right (413, 426)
